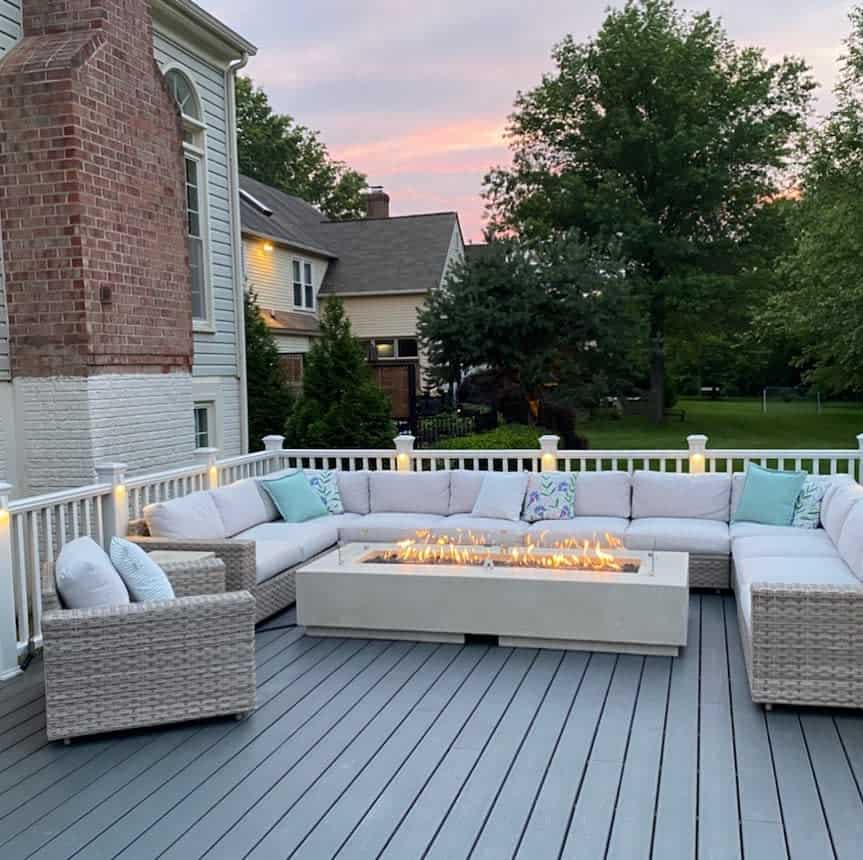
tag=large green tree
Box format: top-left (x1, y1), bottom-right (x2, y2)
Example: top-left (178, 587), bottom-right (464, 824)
top-left (762, 7), bottom-right (863, 395)
top-left (236, 77), bottom-right (367, 219)
top-left (485, 0), bottom-right (814, 421)
top-left (418, 234), bottom-right (636, 413)
top-left (286, 298), bottom-right (395, 447)
top-left (244, 290), bottom-right (293, 450)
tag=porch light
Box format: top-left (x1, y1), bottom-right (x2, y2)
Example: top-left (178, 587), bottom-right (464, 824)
top-left (539, 435), bottom-right (560, 472)
top-left (687, 435), bottom-right (708, 475)
top-left (263, 241), bottom-right (274, 253)
top-left (394, 435), bottom-right (415, 472)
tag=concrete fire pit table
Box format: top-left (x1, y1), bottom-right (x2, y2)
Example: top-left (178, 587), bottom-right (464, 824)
top-left (296, 543), bottom-right (689, 656)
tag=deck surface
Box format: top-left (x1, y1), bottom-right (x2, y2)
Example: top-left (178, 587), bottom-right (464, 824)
top-left (1, 594), bottom-right (862, 859)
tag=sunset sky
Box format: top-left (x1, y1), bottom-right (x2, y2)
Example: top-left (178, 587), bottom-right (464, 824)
top-left (201, 0), bottom-right (857, 241)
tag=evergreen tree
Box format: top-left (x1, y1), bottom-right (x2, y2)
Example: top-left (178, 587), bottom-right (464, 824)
top-left (287, 298), bottom-right (395, 447)
top-left (244, 290), bottom-right (293, 450)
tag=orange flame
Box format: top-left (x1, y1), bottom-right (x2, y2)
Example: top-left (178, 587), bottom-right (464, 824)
top-left (376, 530), bottom-right (635, 572)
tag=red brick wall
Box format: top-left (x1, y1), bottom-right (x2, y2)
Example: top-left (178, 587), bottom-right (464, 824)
top-left (0, 0), bottom-right (193, 377)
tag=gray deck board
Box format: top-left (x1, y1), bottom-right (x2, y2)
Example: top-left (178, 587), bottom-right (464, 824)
top-left (0, 594), bottom-right (859, 859)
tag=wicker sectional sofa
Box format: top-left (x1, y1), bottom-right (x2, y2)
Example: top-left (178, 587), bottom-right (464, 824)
top-left (128, 467), bottom-right (863, 709)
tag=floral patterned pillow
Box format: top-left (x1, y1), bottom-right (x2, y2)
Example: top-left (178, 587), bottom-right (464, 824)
top-left (522, 472), bottom-right (576, 522)
top-left (791, 477), bottom-right (829, 529)
top-left (307, 470), bottom-right (344, 515)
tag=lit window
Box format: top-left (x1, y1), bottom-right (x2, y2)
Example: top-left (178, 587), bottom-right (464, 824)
top-left (374, 339), bottom-right (395, 359)
top-left (193, 403), bottom-right (212, 448)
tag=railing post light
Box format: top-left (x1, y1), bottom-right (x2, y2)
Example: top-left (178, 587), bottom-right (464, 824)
top-left (687, 434), bottom-right (708, 475)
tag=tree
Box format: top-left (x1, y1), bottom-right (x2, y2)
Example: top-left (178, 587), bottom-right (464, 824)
top-left (244, 290), bottom-right (293, 451)
top-left (484, 0), bottom-right (814, 421)
top-left (762, 7), bottom-right (863, 396)
top-left (418, 234), bottom-right (636, 416)
top-left (286, 298), bottom-right (395, 447)
top-left (236, 77), bottom-right (367, 220)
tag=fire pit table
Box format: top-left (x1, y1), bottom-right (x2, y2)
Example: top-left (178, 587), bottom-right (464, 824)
top-left (296, 541), bottom-right (689, 656)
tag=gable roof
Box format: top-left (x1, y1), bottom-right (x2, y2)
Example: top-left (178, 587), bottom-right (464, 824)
top-left (239, 175), bottom-right (462, 296)
top-left (317, 213), bottom-right (459, 296)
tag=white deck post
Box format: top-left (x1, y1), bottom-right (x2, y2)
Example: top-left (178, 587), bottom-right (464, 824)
top-left (857, 434), bottom-right (863, 483)
top-left (394, 435), bottom-right (415, 472)
top-left (687, 434), bottom-right (708, 475)
top-left (539, 435), bottom-right (560, 472)
top-left (0, 481), bottom-right (21, 680)
top-left (262, 435), bottom-right (285, 452)
top-left (94, 463), bottom-right (129, 546)
top-left (195, 447), bottom-right (220, 489)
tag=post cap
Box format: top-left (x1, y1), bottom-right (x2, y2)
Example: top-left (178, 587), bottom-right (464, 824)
top-left (686, 434), bottom-right (708, 444)
top-left (94, 463), bottom-right (128, 482)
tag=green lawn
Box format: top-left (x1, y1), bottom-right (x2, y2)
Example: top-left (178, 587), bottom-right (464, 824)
top-left (438, 398), bottom-right (863, 451)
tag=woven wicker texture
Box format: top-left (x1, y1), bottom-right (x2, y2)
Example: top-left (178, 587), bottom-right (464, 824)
top-left (689, 554), bottom-right (731, 589)
top-left (41, 559), bottom-right (256, 740)
top-left (735, 578), bottom-right (863, 710)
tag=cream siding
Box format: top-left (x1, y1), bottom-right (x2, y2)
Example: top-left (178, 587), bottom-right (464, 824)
top-left (334, 294), bottom-right (425, 339)
top-left (274, 334), bottom-right (313, 354)
top-left (153, 30), bottom-right (240, 381)
top-left (243, 236), bottom-right (329, 314)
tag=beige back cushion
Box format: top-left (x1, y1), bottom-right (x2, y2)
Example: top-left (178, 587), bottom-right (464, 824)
top-left (632, 471), bottom-right (731, 521)
top-left (144, 491), bottom-right (226, 540)
top-left (369, 471), bottom-right (451, 516)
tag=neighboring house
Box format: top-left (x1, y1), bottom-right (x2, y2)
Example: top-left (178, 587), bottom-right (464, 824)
top-left (0, 0), bottom-right (254, 494)
top-left (240, 178), bottom-right (465, 423)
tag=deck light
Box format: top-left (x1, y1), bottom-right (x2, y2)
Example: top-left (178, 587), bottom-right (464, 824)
top-left (263, 241), bottom-right (274, 253)
top-left (687, 434), bottom-right (708, 475)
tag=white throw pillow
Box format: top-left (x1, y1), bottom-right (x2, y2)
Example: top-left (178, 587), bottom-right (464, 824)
top-left (144, 491), bottom-right (226, 540)
top-left (55, 536), bottom-right (130, 609)
top-left (471, 473), bottom-right (529, 522)
top-left (210, 479), bottom-right (276, 536)
top-left (449, 470), bottom-right (485, 514)
top-left (110, 537), bottom-right (175, 602)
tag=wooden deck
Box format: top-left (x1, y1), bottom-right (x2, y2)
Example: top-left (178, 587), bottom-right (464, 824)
top-left (1, 594), bottom-right (863, 859)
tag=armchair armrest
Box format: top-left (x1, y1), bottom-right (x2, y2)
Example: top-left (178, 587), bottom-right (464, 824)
top-left (127, 536), bottom-right (256, 594)
top-left (160, 557), bottom-right (225, 597)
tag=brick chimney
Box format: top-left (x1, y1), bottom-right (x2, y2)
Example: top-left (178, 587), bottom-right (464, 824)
top-left (0, 0), bottom-right (192, 378)
top-left (365, 186), bottom-right (390, 219)
top-left (0, 0), bottom-right (196, 491)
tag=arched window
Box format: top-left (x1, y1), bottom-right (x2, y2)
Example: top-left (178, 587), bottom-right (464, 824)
top-left (164, 67), bottom-right (209, 325)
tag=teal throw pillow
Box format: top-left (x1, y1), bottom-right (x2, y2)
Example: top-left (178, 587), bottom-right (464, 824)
top-left (307, 470), bottom-right (344, 514)
top-left (732, 464), bottom-right (807, 526)
top-left (262, 471), bottom-right (329, 522)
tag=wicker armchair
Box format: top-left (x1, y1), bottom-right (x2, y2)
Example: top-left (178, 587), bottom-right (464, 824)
top-left (126, 519), bottom-right (295, 623)
top-left (41, 556), bottom-right (256, 742)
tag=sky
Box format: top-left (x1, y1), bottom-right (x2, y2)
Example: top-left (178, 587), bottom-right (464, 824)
top-left (201, 0), bottom-right (857, 241)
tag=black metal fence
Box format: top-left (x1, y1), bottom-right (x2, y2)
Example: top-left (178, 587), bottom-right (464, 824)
top-left (415, 410), bottom-right (498, 447)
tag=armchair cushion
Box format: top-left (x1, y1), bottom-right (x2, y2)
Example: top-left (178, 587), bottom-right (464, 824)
top-left (837, 500), bottom-right (863, 581)
top-left (822, 481), bottom-right (863, 545)
top-left (144, 491), bottom-right (226, 540)
top-left (109, 537), bottom-right (175, 602)
top-left (55, 537), bottom-right (130, 609)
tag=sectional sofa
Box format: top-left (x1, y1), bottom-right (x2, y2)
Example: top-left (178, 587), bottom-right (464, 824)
top-left (129, 467), bottom-right (863, 709)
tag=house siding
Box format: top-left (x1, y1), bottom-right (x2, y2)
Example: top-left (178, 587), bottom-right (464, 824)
top-left (244, 236), bottom-right (328, 314)
top-left (0, 0), bottom-right (20, 56)
top-left (153, 31), bottom-right (239, 379)
top-left (152, 29), bottom-right (244, 456)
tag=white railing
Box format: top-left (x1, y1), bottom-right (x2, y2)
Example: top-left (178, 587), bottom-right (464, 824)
top-left (1, 430), bottom-right (862, 680)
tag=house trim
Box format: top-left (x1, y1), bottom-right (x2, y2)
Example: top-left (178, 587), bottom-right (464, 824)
top-left (242, 229), bottom-right (337, 261)
top-left (153, 0), bottom-right (256, 64)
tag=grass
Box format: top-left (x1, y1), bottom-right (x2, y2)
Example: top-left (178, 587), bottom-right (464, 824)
top-left (435, 398), bottom-right (863, 451)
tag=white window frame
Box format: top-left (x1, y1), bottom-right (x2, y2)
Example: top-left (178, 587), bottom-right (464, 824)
top-left (164, 66), bottom-right (215, 333)
top-left (291, 257), bottom-right (315, 311)
top-left (193, 401), bottom-right (215, 449)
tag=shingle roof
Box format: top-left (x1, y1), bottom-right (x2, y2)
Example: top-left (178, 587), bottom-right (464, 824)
top-left (260, 308), bottom-right (321, 336)
top-left (317, 213), bottom-right (458, 296)
top-left (239, 175), bottom-right (337, 258)
top-left (239, 175), bottom-right (460, 296)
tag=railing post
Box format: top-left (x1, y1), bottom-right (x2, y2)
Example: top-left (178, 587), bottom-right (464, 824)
top-left (394, 434), bottom-right (415, 472)
top-left (195, 447), bottom-right (220, 490)
top-left (94, 463), bottom-right (129, 546)
top-left (857, 434), bottom-right (863, 482)
top-left (687, 434), bottom-right (708, 475)
top-left (0, 481), bottom-right (21, 680)
top-left (262, 435), bottom-right (285, 452)
top-left (539, 435), bottom-right (560, 472)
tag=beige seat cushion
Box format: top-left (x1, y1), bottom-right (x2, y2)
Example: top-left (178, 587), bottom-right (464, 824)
top-left (732, 531), bottom-right (839, 563)
top-left (730, 522), bottom-right (825, 540)
top-left (625, 518), bottom-right (730, 554)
